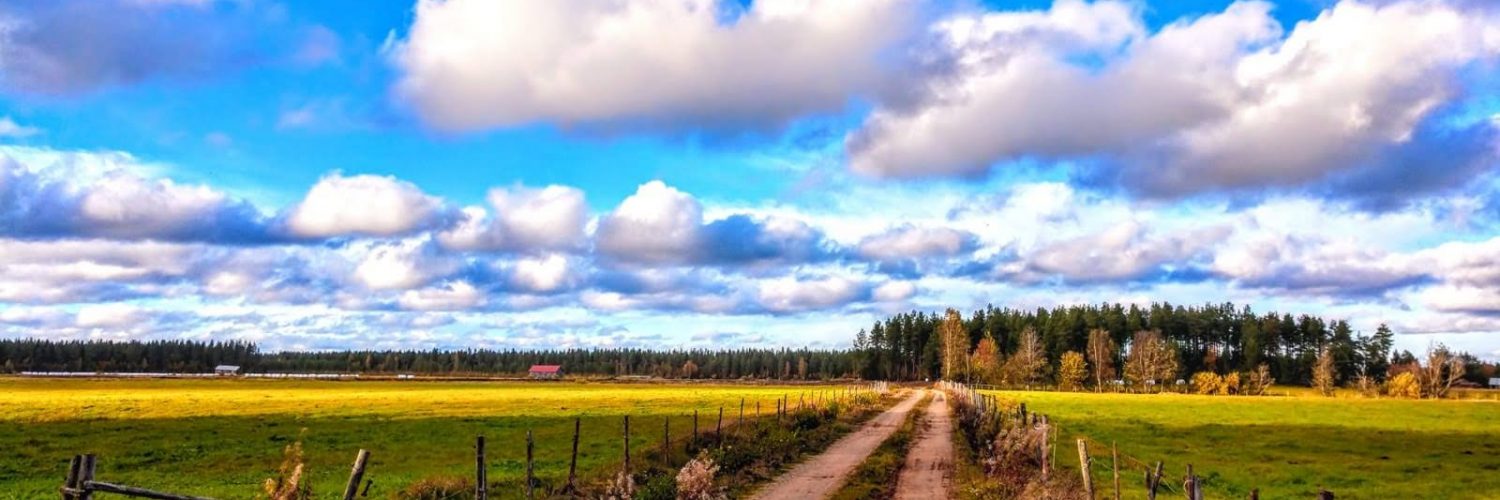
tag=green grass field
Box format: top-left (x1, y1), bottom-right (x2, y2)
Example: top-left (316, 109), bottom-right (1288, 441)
top-left (0, 377), bottom-right (848, 499)
top-left (990, 389), bottom-right (1500, 499)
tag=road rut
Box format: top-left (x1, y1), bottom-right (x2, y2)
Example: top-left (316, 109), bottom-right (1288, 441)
top-left (894, 390), bottom-right (954, 500)
top-left (747, 390), bottom-right (926, 500)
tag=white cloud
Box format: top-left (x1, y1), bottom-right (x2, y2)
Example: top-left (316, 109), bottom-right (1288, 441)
top-left (756, 275), bottom-right (867, 313)
top-left (595, 181), bottom-right (703, 263)
top-left (74, 303), bottom-right (145, 329)
top-left (399, 281), bottom-right (483, 311)
top-left (286, 173), bottom-right (447, 238)
top-left (390, 0), bottom-right (916, 132)
top-left (351, 239), bottom-right (453, 291)
top-left (849, 0), bottom-right (1500, 200)
top-left (0, 147), bottom-right (270, 242)
top-left (509, 254), bottom-right (578, 293)
top-left (0, 117), bottom-right (41, 138)
top-left (438, 184), bottom-right (588, 252)
top-left (857, 225), bottom-right (974, 261)
top-left (1024, 220), bottom-right (1229, 283)
top-left (872, 280), bottom-right (916, 302)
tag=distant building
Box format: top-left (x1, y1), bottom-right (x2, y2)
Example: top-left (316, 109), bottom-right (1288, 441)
top-left (214, 365), bottom-right (240, 376)
top-left (1489, 377), bottom-right (1500, 389)
top-left (529, 364), bottom-right (563, 380)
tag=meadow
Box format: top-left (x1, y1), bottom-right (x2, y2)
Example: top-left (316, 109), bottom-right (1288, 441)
top-left (0, 377), bottom-right (848, 498)
top-left (990, 389), bottom-right (1500, 499)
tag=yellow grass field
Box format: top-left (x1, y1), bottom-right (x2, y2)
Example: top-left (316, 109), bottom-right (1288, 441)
top-left (0, 377), bottom-right (846, 498)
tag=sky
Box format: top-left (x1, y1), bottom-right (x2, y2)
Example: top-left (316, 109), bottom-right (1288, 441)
top-left (1, 0), bottom-right (1499, 357)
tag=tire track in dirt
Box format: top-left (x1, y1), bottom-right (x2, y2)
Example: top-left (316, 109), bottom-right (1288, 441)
top-left (894, 390), bottom-right (954, 500)
top-left (747, 390), bottom-right (926, 500)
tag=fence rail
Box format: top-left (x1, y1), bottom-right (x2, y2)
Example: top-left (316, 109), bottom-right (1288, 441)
top-left (58, 382), bottom-right (891, 499)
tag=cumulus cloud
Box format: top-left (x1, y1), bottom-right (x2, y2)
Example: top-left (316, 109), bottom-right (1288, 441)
top-left (857, 224), bottom-right (976, 262)
top-left (507, 254), bottom-right (582, 294)
top-left (1021, 221), bottom-right (1228, 284)
top-left (350, 238), bottom-right (455, 291)
top-left (755, 275), bottom-right (870, 313)
top-left (0, 148), bottom-right (274, 243)
top-left (438, 184), bottom-right (588, 253)
top-left (849, 0), bottom-right (1500, 204)
top-left (1212, 233), bottom-right (1425, 296)
top-left (285, 173), bottom-right (450, 238)
top-left (389, 0), bottom-right (918, 133)
top-left (596, 181), bottom-right (831, 266)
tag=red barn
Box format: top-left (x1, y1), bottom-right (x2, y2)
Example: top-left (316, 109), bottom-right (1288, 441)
top-left (528, 364), bottom-right (563, 380)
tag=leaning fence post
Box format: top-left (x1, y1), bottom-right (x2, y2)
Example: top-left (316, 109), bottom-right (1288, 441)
top-left (342, 449), bottom-right (371, 500)
top-left (1078, 439), bottom-right (1094, 498)
top-left (525, 430), bottom-right (535, 499)
top-left (1146, 461), bottom-right (1163, 500)
top-left (567, 417), bottom-right (580, 493)
top-left (475, 436), bottom-right (487, 500)
top-left (62, 455), bottom-right (81, 500)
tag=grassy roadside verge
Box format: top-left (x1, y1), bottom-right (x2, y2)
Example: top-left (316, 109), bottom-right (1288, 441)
top-left (829, 392), bottom-right (931, 500)
top-left (712, 390), bottom-right (906, 499)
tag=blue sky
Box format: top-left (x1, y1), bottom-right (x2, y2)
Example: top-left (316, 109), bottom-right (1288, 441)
top-left (1, 0), bottom-right (1499, 358)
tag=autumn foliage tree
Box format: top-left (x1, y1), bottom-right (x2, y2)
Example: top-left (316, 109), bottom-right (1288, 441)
top-left (939, 308), bottom-right (966, 381)
top-left (1003, 327), bottom-right (1048, 388)
top-left (1312, 348), bottom-right (1336, 397)
top-left (970, 334), bottom-right (1002, 385)
top-left (1058, 351), bottom-right (1087, 391)
top-left (1124, 330), bottom-right (1178, 392)
top-left (1085, 329), bottom-right (1117, 390)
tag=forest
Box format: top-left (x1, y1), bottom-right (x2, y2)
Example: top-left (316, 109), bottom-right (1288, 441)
top-left (852, 302), bottom-right (1496, 387)
top-left (1, 302), bottom-right (1495, 386)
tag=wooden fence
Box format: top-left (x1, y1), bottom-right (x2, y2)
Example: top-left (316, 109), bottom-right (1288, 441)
top-left (941, 381), bottom-right (1340, 500)
top-left (58, 383), bottom-right (889, 499)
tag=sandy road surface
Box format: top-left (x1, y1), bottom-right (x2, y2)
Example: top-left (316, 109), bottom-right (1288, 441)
top-left (894, 391), bottom-right (954, 500)
top-left (747, 390), bottom-right (926, 500)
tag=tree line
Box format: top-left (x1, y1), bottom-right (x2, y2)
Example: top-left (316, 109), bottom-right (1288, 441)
top-left (0, 338), bottom-right (860, 379)
top-left (853, 302), bottom-right (1498, 388)
top-left (3, 301), bottom-right (1495, 388)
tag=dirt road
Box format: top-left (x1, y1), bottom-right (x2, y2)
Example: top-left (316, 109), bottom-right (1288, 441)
top-left (747, 390), bottom-right (926, 500)
top-left (894, 390), bottom-right (954, 499)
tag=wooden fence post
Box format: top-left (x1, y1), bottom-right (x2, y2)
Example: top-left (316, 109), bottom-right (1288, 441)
top-left (567, 418), bottom-right (580, 493)
top-left (62, 455), bottom-right (81, 500)
top-left (78, 454), bottom-right (96, 500)
top-left (1249, 488), bottom-right (1259, 500)
top-left (623, 415), bottom-right (631, 473)
top-left (1183, 464), bottom-right (1197, 500)
top-left (1145, 461), bottom-right (1163, 500)
top-left (475, 436), bottom-right (487, 500)
top-left (662, 417), bottom-right (670, 458)
top-left (1317, 489), bottom-right (1334, 500)
top-left (525, 430), bottom-right (534, 500)
top-left (738, 398), bottom-right (744, 433)
top-left (1039, 416), bottom-right (1049, 482)
top-left (342, 449), bottom-right (370, 500)
top-left (716, 407), bottom-right (723, 445)
top-left (1112, 442), bottom-right (1120, 500)
top-left (693, 409), bottom-right (699, 444)
top-left (1077, 439), bottom-right (1094, 498)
